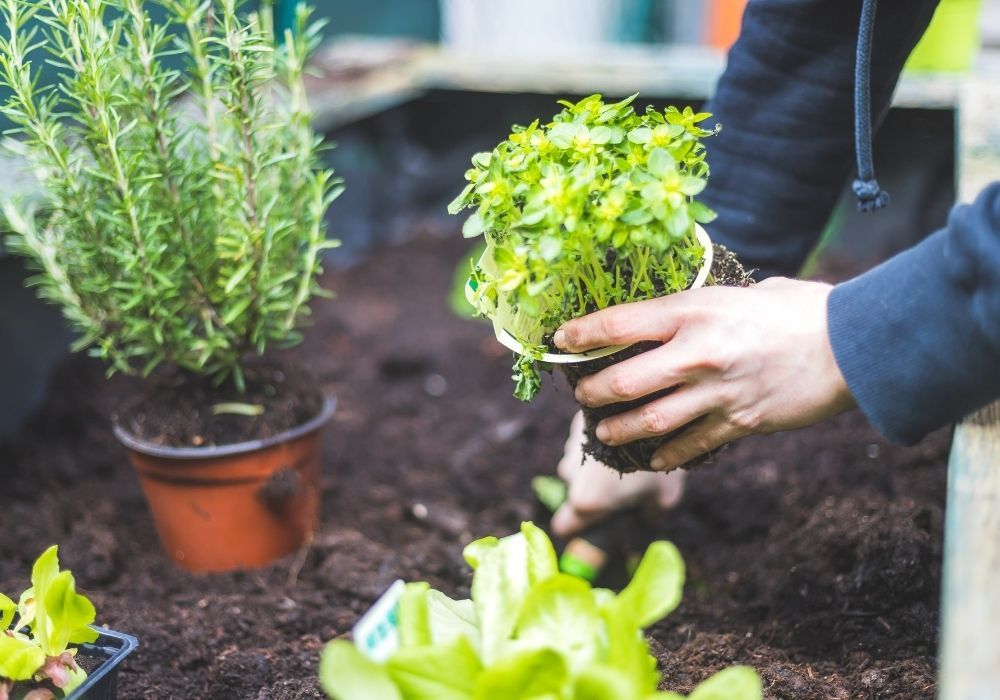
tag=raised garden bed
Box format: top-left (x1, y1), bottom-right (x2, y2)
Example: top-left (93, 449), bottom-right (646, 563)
top-left (0, 232), bottom-right (947, 699)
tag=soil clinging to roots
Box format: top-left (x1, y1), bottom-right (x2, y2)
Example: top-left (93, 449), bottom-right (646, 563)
top-left (560, 245), bottom-right (753, 474)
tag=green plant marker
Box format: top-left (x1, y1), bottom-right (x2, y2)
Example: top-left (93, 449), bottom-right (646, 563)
top-left (559, 552), bottom-right (600, 583)
top-left (532, 474), bottom-right (611, 582)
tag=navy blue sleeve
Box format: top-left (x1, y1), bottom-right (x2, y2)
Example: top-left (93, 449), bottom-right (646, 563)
top-left (700, 0), bottom-right (1000, 441)
top-left (829, 185), bottom-right (1000, 444)
top-left (701, 0), bottom-right (938, 278)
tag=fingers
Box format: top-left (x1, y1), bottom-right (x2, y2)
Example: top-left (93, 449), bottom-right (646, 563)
top-left (649, 416), bottom-right (740, 471)
top-left (556, 411), bottom-right (587, 481)
top-left (574, 343), bottom-right (686, 408)
top-left (552, 409), bottom-right (693, 540)
top-left (554, 295), bottom-right (685, 353)
top-left (552, 467), bottom-right (684, 537)
top-left (552, 454), bottom-right (620, 537)
top-left (555, 413), bottom-right (616, 537)
top-left (653, 469), bottom-right (686, 510)
top-left (595, 386), bottom-right (714, 446)
top-left (552, 500), bottom-right (605, 538)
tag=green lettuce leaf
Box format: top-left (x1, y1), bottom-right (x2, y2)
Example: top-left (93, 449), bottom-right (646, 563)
top-left (463, 537), bottom-right (499, 570)
top-left (387, 635), bottom-right (481, 699)
top-left (0, 592), bottom-right (15, 630)
top-left (0, 546), bottom-right (102, 693)
top-left (572, 665), bottom-right (640, 699)
top-left (0, 633), bottom-right (46, 682)
top-left (591, 588), bottom-right (616, 611)
top-left (614, 541), bottom-right (685, 629)
top-left (513, 574), bottom-right (601, 673)
top-left (600, 604), bottom-right (660, 693)
top-left (427, 590), bottom-right (479, 651)
top-left (319, 640), bottom-right (403, 700)
top-left (469, 531), bottom-right (532, 663)
top-left (62, 659), bottom-right (90, 694)
top-left (521, 522), bottom-right (558, 586)
top-left (688, 666), bottom-right (763, 700)
top-left (473, 648), bottom-right (567, 700)
top-left (21, 547), bottom-right (98, 655)
top-left (36, 570), bottom-right (99, 654)
top-left (398, 583), bottom-right (432, 648)
top-left (32, 545), bottom-right (60, 592)
top-left (318, 522), bottom-right (762, 700)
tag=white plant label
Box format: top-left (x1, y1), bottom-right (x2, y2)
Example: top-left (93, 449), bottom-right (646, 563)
top-left (353, 579), bottom-right (405, 662)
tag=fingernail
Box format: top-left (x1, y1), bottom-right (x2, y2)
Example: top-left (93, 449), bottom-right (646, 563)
top-left (595, 423), bottom-right (611, 444)
top-left (650, 456), bottom-right (667, 470)
top-left (574, 385), bottom-right (587, 404)
top-left (553, 328), bottom-right (567, 349)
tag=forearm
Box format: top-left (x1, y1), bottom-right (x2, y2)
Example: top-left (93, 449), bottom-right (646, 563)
top-left (829, 183), bottom-right (1000, 444)
top-left (702, 0), bottom-right (938, 277)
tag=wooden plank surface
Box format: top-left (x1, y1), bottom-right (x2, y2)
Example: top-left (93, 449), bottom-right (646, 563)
top-left (421, 43), bottom-right (961, 109)
top-left (0, 37), bottom-right (969, 231)
top-left (939, 52), bottom-right (1000, 700)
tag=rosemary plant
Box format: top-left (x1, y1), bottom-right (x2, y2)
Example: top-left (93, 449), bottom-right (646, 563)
top-left (0, 0), bottom-right (341, 390)
top-left (449, 94), bottom-right (718, 400)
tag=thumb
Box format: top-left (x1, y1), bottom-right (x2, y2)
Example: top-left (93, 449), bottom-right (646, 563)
top-left (653, 469), bottom-right (687, 511)
top-left (552, 501), bottom-right (603, 538)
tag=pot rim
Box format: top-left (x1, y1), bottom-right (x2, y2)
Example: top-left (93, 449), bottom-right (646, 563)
top-left (113, 394), bottom-right (336, 460)
top-left (66, 626), bottom-right (139, 700)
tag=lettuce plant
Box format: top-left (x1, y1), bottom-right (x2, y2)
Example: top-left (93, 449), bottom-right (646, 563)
top-left (0, 0), bottom-right (341, 391)
top-left (0, 546), bottom-right (100, 699)
top-left (449, 95), bottom-right (718, 400)
top-left (319, 522), bottom-right (761, 700)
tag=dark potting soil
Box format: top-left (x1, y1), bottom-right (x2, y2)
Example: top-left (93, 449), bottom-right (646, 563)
top-left (115, 361), bottom-right (324, 448)
top-left (561, 245), bottom-right (754, 474)
top-left (0, 232), bottom-right (947, 699)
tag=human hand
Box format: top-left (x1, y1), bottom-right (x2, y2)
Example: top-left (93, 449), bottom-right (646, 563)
top-left (554, 278), bottom-right (856, 471)
top-left (551, 411), bottom-right (686, 537)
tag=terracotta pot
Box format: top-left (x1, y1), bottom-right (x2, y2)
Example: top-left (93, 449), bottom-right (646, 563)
top-left (114, 396), bottom-right (335, 573)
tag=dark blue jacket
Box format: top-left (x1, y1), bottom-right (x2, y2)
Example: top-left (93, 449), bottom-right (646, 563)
top-left (701, 0), bottom-right (1000, 444)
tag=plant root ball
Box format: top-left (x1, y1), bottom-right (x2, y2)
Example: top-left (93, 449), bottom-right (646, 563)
top-left (559, 245), bottom-right (753, 474)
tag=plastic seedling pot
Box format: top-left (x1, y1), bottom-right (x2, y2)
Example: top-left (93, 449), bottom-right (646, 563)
top-left (466, 224), bottom-right (714, 364)
top-left (65, 627), bottom-right (139, 700)
top-left (2, 625), bottom-right (138, 700)
top-left (113, 396), bottom-right (335, 573)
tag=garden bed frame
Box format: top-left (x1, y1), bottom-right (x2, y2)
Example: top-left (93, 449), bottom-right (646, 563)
top-left (938, 56), bottom-right (1000, 699)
